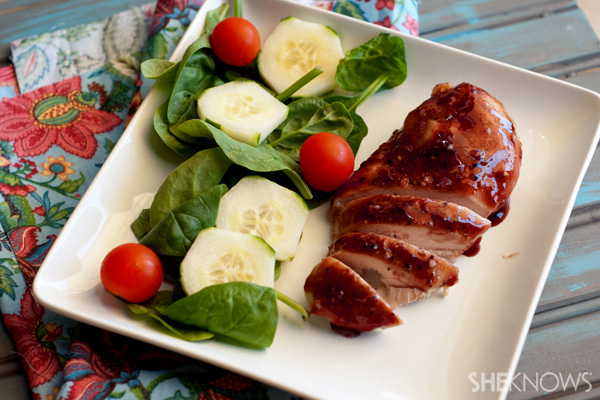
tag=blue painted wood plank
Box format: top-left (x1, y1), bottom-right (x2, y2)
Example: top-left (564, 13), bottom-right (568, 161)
top-left (539, 224), bottom-right (600, 311)
top-left (509, 311), bottom-right (600, 399)
top-left (572, 144), bottom-right (600, 208)
top-left (536, 145), bottom-right (600, 310)
top-left (419, 0), bottom-right (575, 34)
top-left (565, 68), bottom-right (600, 97)
top-left (430, 8), bottom-right (600, 70)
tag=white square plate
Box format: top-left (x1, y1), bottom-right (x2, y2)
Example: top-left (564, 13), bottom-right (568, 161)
top-left (33, 1), bottom-right (600, 399)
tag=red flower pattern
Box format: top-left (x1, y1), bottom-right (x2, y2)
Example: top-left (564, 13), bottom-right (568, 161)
top-left (0, 77), bottom-right (122, 159)
top-left (3, 289), bottom-right (63, 387)
top-left (0, 65), bottom-right (20, 96)
top-left (375, 0), bottom-right (395, 11)
top-left (8, 226), bottom-right (56, 287)
top-left (61, 340), bottom-right (134, 399)
top-left (375, 16), bottom-right (400, 31)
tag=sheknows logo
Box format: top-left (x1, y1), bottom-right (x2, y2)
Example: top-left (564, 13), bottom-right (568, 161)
top-left (468, 372), bottom-right (592, 393)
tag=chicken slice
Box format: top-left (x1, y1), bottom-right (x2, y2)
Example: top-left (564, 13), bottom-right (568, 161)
top-left (304, 256), bottom-right (401, 336)
top-left (331, 194), bottom-right (491, 260)
top-left (331, 82), bottom-right (522, 220)
top-left (329, 232), bottom-right (459, 308)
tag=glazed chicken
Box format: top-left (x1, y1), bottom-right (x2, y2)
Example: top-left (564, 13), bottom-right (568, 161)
top-left (329, 232), bottom-right (460, 307)
top-left (331, 194), bottom-right (491, 260)
top-left (305, 82), bottom-right (522, 336)
top-left (331, 82), bottom-right (522, 219)
top-left (304, 256), bottom-right (402, 336)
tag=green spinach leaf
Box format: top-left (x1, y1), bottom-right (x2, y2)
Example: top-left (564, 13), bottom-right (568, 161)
top-left (131, 208), bottom-right (152, 241)
top-left (268, 97), bottom-right (354, 161)
top-left (167, 47), bottom-right (216, 129)
top-left (141, 59), bottom-right (180, 82)
top-left (154, 100), bottom-right (198, 159)
top-left (127, 291), bottom-right (214, 341)
top-left (203, 3), bottom-right (229, 35)
top-left (335, 33), bottom-right (407, 92)
top-left (162, 282), bottom-right (278, 348)
top-left (323, 94), bottom-right (369, 155)
top-left (180, 119), bottom-right (312, 199)
top-left (149, 147), bottom-right (231, 226)
top-left (140, 184), bottom-right (228, 256)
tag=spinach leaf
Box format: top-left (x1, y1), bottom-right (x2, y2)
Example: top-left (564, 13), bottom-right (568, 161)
top-left (141, 59), bottom-right (180, 82)
top-left (335, 33), bottom-right (407, 92)
top-left (203, 3), bottom-right (229, 35)
top-left (168, 47), bottom-right (216, 129)
top-left (268, 97), bottom-right (354, 161)
top-left (162, 282), bottom-right (278, 348)
top-left (128, 291), bottom-right (214, 341)
top-left (140, 184), bottom-right (228, 256)
top-left (131, 208), bottom-right (152, 241)
top-left (149, 147), bottom-right (232, 226)
top-left (181, 119), bottom-right (312, 199)
top-left (154, 100), bottom-right (198, 159)
top-left (176, 118), bottom-right (217, 142)
top-left (323, 72), bottom-right (391, 155)
top-left (323, 95), bottom-right (369, 155)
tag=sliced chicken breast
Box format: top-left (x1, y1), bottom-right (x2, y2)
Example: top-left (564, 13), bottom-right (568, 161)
top-left (329, 232), bottom-right (459, 307)
top-left (304, 256), bottom-right (401, 335)
top-left (331, 194), bottom-right (491, 260)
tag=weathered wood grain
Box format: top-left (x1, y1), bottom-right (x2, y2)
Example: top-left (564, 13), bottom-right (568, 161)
top-left (426, 8), bottom-right (600, 71)
top-left (508, 311), bottom-right (600, 399)
top-left (564, 67), bottom-right (600, 94)
top-left (419, 0), bottom-right (575, 34)
top-left (0, 375), bottom-right (31, 400)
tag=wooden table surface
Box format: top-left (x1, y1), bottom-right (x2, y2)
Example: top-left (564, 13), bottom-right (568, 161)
top-left (1, 1), bottom-right (600, 399)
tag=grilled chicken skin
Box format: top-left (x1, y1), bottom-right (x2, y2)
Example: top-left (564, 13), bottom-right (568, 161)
top-left (329, 232), bottom-right (459, 308)
top-left (304, 256), bottom-right (402, 336)
top-left (332, 82), bottom-right (522, 219)
top-left (331, 194), bottom-right (491, 260)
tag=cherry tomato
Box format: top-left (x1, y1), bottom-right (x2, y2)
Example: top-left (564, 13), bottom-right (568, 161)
top-left (210, 17), bottom-right (260, 67)
top-left (299, 132), bottom-right (355, 192)
top-left (101, 243), bottom-right (163, 303)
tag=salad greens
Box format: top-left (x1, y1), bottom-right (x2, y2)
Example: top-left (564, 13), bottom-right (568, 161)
top-left (335, 33), bottom-right (407, 92)
top-left (148, 147), bottom-right (231, 227)
top-left (162, 282), bottom-right (278, 348)
top-left (127, 1), bottom-right (408, 348)
top-left (128, 282), bottom-right (279, 348)
top-left (139, 184), bottom-right (228, 256)
top-left (141, 2), bottom-right (407, 199)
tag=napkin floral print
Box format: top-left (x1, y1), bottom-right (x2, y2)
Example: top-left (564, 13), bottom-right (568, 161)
top-left (0, 1), bottom-right (418, 399)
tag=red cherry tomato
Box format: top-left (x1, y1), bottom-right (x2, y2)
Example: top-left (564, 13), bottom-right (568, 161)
top-left (210, 17), bottom-right (260, 67)
top-left (299, 132), bottom-right (355, 192)
top-left (101, 243), bottom-right (163, 303)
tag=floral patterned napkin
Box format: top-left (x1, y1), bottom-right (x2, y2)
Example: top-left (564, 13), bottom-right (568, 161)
top-left (0, 1), bottom-right (418, 399)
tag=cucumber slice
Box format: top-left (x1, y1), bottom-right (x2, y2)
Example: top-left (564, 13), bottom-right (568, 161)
top-left (197, 81), bottom-right (288, 145)
top-left (216, 176), bottom-right (309, 261)
top-left (180, 227), bottom-right (275, 295)
top-left (258, 17), bottom-right (344, 97)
